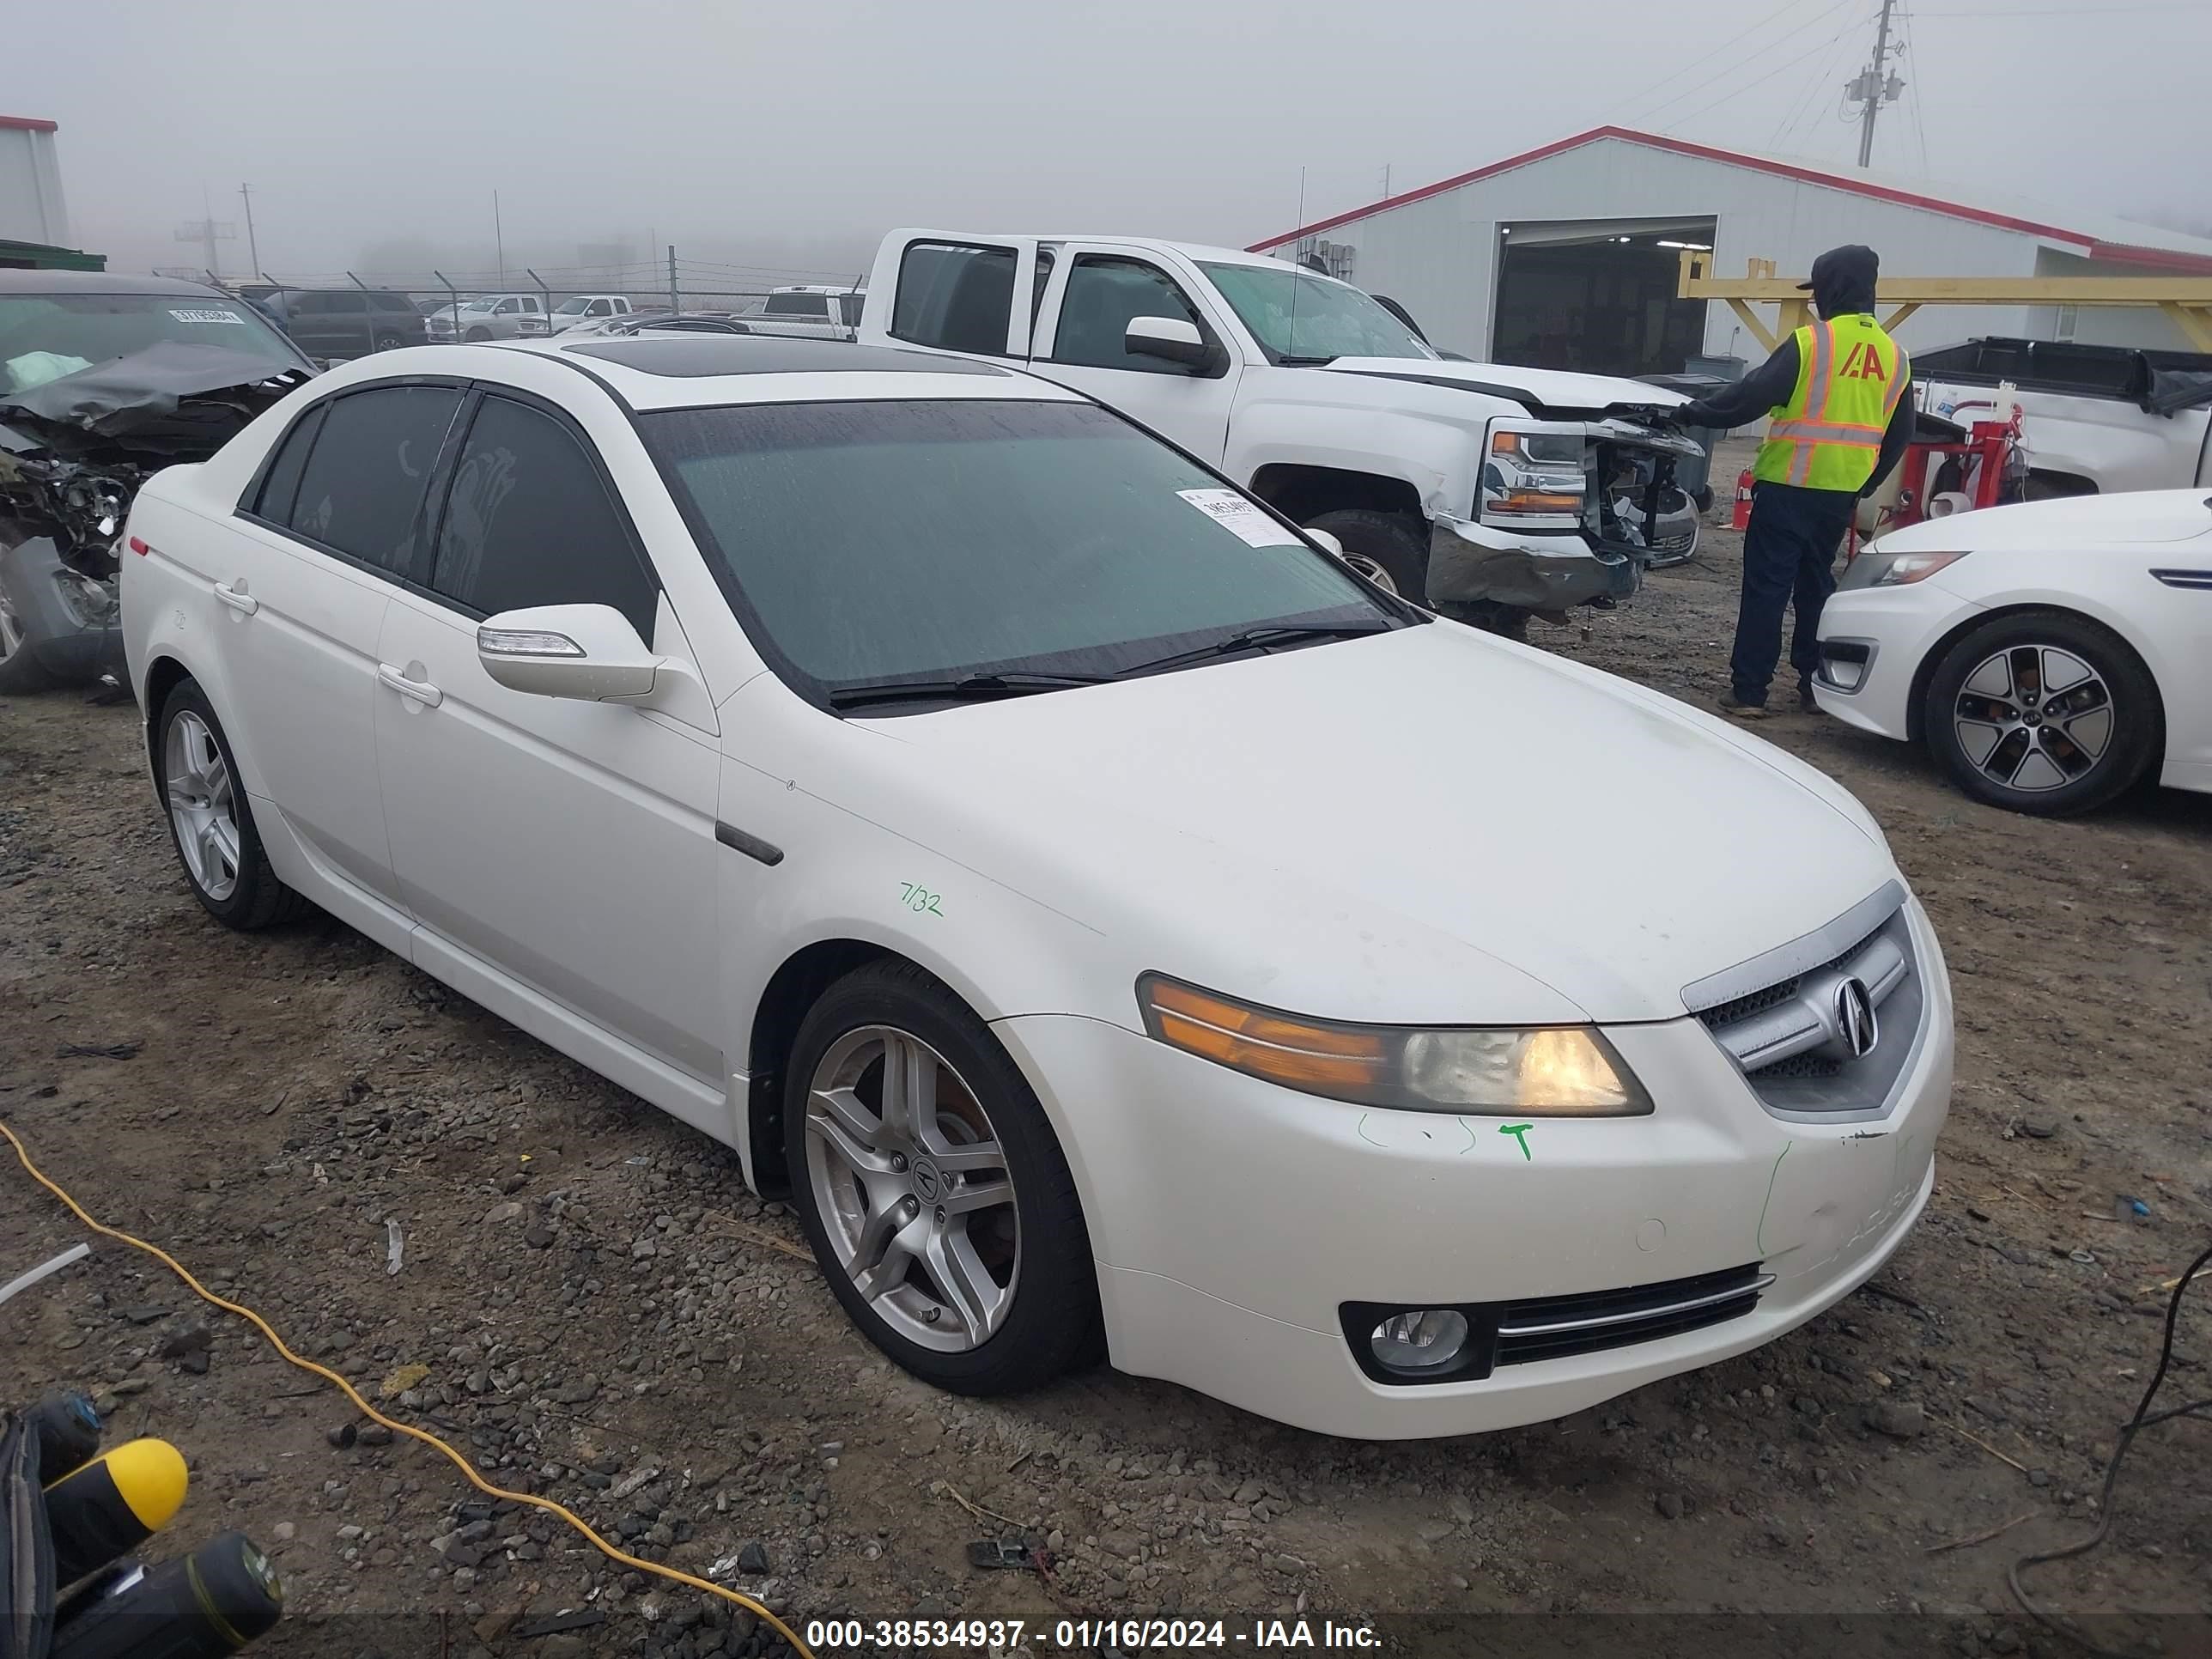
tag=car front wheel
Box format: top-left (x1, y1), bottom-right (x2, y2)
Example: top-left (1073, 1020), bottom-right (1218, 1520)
top-left (1302, 508), bottom-right (1427, 602)
top-left (157, 679), bottom-right (306, 927)
top-left (784, 961), bottom-right (1097, 1395)
top-left (1923, 610), bottom-right (2160, 817)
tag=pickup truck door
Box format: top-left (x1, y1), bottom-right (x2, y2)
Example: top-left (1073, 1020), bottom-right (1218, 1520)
top-left (871, 234), bottom-right (1049, 364)
top-left (1024, 244), bottom-right (1241, 465)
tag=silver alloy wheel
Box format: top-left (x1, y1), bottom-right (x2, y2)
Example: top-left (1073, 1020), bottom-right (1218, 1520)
top-left (0, 584), bottom-right (23, 663)
top-left (165, 710), bottom-right (242, 901)
top-left (1954, 643), bottom-right (2114, 794)
top-left (1341, 552), bottom-right (1399, 595)
top-left (804, 1025), bottom-right (1018, 1352)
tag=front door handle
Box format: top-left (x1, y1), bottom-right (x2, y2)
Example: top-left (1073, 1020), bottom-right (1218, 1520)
top-left (376, 661), bottom-right (442, 708)
top-left (213, 580), bottom-right (258, 616)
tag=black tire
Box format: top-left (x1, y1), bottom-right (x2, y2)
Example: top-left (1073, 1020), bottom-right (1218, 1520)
top-left (783, 960), bottom-right (1097, 1395)
top-left (0, 580), bottom-right (61, 692)
top-left (1923, 609), bottom-right (2160, 817)
top-left (372, 331), bottom-right (405, 352)
top-left (464, 326), bottom-right (492, 342)
top-left (1302, 508), bottom-right (1429, 602)
top-left (155, 679), bottom-right (308, 928)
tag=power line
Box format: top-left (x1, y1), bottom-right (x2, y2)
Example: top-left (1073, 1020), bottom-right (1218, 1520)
top-left (1640, 0), bottom-right (1872, 129)
top-left (1662, 9), bottom-right (1881, 132)
top-left (1910, 3), bottom-right (2195, 14)
top-left (1768, 17), bottom-right (1867, 151)
top-left (1898, 1), bottom-right (1933, 173)
top-left (1614, 0), bottom-right (1839, 125)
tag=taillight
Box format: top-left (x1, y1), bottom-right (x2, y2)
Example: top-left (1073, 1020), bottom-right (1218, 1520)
top-left (128, 537), bottom-right (149, 556)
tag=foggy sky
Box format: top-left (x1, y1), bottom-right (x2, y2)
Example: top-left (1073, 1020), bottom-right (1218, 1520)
top-left (12, 0), bottom-right (2210, 284)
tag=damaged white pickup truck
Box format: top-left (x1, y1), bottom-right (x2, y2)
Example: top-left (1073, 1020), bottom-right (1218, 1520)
top-left (858, 231), bottom-right (1704, 631)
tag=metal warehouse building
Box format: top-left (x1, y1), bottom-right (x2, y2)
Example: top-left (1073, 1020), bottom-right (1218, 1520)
top-left (1250, 126), bottom-right (2212, 377)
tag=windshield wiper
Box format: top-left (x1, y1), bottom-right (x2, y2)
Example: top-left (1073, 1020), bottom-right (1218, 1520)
top-left (825, 671), bottom-right (1109, 710)
top-left (1115, 623), bottom-right (1394, 680)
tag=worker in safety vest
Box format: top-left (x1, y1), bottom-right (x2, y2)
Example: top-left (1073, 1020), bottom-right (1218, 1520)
top-left (1672, 245), bottom-right (1913, 718)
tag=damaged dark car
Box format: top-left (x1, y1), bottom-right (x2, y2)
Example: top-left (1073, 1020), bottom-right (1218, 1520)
top-left (0, 271), bottom-right (315, 691)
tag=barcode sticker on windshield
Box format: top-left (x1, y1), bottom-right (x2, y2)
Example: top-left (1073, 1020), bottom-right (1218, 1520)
top-left (168, 307), bottom-right (246, 325)
top-left (1177, 489), bottom-right (1301, 549)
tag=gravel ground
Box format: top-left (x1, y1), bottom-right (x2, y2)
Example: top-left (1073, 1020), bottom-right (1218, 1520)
top-left (3, 441), bottom-right (2209, 1658)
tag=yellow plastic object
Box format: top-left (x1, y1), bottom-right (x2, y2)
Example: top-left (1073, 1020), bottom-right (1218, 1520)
top-left (59, 1438), bottom-right (191, 1528)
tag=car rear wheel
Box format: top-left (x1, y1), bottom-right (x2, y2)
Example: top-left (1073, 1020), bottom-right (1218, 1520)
top-left (1302, 508), bottom-right (1427, 602)
top-left (373, 331), bottom-right (405, 351)
top-left (1923, 610), bottom-right (2160, 817)
top-left (784, 961), bottom-right (1097, 1395)
top-left (464, 326), bottom-right (492, 342)
top-left (157, 680), bottom-right (307, 928)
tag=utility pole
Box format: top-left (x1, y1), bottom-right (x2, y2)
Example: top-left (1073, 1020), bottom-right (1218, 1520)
top-left (239, 184), bottom-right (260, 276)
top-left (494, 189), bottom-right (506, 287)
top-left (667, 245), bottom-right (679, 314)
top-left (1847, 0), bottom-right (1905, 168)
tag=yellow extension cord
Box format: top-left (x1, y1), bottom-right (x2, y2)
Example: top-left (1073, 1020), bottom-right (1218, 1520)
top-left (1, 1119), bottom-right (817, 1659)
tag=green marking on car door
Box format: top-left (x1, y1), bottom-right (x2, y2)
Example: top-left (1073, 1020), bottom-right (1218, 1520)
top-left (1499, 1123), bottom-right (1533, 1161)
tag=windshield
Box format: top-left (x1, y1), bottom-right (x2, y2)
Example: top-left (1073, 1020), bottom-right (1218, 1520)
top-left (0, 291), bottom-right (309, 394)
top-left (555, 297), bottom-right (592, 314)
top-left (646, 398), bottom-right (1397, 702)
top-left (1200, 263), bottom-right (1436, 364)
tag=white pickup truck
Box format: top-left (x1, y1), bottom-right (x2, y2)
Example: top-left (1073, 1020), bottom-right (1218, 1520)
top-left (1912, 337), bottom-right (2212, 497)
top-left (735, 284), bottom-right (866, 339)
top-left (856, 230), bottom-right (1703, 629)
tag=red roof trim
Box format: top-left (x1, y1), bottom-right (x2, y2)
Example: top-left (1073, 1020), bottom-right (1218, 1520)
top-left (2083, 239), bottom-right (2212, 276)
top-left (0, 115), bottom-right (58, 132)
top-left (1246, 125), bottom-right (2209, 264)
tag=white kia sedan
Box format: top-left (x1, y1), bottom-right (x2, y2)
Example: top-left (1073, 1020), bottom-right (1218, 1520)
top-left (120, 336), bottom-right (1952, 1439)
top-left (1814, 490), bottom-right (2212, 817)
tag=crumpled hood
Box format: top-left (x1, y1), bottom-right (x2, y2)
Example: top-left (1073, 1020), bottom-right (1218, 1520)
top-left (843, 623), bottom-right (1897, 1025)
top-left (0, 343), bottom-right (310, 448)
top-left (1324, 356), bottom-right (1691, 416)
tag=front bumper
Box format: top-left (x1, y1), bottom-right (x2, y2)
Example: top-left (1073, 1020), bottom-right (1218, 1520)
top-left (1425, 513), bottom-right (1639, 611)
top-left (995, 903), bottom-right (1952, 1439)
top-left (1811, 584), bottom-right (1978, 741)
top-left (0, 537), bottom-right (124, 688)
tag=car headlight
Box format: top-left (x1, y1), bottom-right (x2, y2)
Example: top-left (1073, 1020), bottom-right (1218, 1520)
top-left (1479, 421), bottom-right (1590, 527)
top-left (1137, 975), bottom-right (1650, 1116)
top-left (1839, 549), bottom-right (1969, 591)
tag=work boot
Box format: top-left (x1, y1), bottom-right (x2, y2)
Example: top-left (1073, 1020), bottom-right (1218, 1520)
top-left (1716, 692), bottom-right (1768, 720)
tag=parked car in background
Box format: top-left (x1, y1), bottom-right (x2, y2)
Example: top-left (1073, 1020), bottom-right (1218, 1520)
top-left (1814, 489), bottom-right (2211, 816)
top-left (0, 270), bottom-right (313, 690)
top-left (734, 284), bottom-right (865, 339)
top-left (254, 288), bottom-right (426, 359)
top-left (425, 293), bottom-right (550, 343)
top-left (120, 332), bottom-right (1949, 1438)
top-left (858, 230), bottom-right (1703, 630)
top-left (1913, 337), bottom-right (2212, 499)
top-left (547, 294), bottom-right (635, 333)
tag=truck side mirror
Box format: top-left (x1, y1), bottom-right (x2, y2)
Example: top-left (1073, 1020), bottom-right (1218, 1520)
top-left (1125, 316), bottom-right (1213, 370)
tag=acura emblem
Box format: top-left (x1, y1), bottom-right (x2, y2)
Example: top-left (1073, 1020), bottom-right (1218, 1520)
top-left (1833, 977), bottom-right (1879, 1060)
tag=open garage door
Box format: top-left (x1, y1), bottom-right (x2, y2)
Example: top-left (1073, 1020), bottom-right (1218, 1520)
top-left (1492, 218), bottom-right (1716, 378)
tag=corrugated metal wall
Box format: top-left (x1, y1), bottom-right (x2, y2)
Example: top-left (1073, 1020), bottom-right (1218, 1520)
top-left (1306, 137), bottom-right (2201, 366)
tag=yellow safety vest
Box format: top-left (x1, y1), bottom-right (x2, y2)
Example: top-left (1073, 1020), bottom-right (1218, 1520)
top-left (1753, 314), bottom-right (1909, 491)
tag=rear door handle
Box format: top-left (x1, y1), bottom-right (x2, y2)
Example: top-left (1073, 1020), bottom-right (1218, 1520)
top-left (376, 662), bottom-right (442, 708)
top-left (213, 580), bottom-right (258, 616)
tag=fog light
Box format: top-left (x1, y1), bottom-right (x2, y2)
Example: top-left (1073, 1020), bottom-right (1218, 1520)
top-left (1369, 1310), bottom-right (1470, 1373)
top-left (1819, 640), bottom-right (1872, 693)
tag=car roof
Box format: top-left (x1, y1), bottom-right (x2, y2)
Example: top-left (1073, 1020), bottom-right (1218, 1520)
top-left (418, 336), bottom-right (1090, 411)
top-left (0, 268), bottom-right (237, 297)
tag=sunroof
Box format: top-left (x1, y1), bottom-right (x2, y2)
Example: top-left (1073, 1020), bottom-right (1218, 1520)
top-left (562, 337), bottom-right (1012, 378)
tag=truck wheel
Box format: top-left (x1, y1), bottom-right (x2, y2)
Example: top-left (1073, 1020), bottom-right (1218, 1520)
top-left (0, 579), bottom-right (62, 693)
top-left (464, 326), bottom-right (492, 342)
top-left (1303, 509), bottom-right (1427, 602)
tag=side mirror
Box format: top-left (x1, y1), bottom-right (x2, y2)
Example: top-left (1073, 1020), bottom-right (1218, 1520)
top-left (1306, 528), bottom-right (1346, 558)
top-left (477, 604), bottom-right (659, 701)
top-left (1125, 315), bottom-right (1212, 370)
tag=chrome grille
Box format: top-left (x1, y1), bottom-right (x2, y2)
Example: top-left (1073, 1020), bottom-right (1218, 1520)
top-left (1685, 881), bottom-right (1925, 1121)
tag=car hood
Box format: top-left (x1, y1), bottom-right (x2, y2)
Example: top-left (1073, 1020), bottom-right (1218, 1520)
top-left (841, 623), bottom-right (1895, 1026)
top-left (1875, 489), bottom-right (2212, 552)
top-left (1324, 357), bottom-right (1692, 416)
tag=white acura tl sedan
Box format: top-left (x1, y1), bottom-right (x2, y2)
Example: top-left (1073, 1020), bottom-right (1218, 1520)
top-left (120, 336), bottom-right (1953, 1439)
top-left (1814, 490), bottom-right (2212, 817)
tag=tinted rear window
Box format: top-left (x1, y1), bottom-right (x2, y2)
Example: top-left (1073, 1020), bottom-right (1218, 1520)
top-left (289, 386), bottom-right (464, 574)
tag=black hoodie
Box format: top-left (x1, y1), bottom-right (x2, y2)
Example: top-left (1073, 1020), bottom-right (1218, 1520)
top-left (1674, 244), bottom-right (1911, 495)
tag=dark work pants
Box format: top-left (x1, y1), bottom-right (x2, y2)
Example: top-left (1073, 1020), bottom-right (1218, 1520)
top-left (1732, 481), bottom-right (1859, 706)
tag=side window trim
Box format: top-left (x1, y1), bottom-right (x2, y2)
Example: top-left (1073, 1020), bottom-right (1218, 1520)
top-left (414, 384), bottom-right (664, 632)
top-left (231, 378), bottom-right (471, 592)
